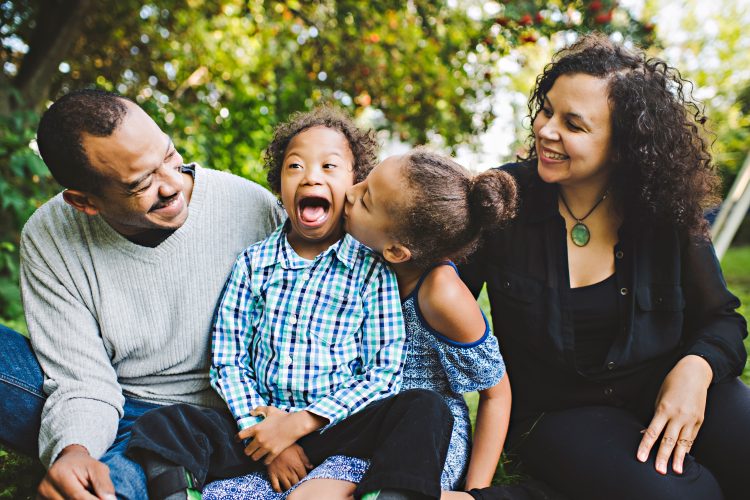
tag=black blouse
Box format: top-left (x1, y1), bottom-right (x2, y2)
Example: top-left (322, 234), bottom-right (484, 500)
top-left (460, 161), bottom-right (748, 423)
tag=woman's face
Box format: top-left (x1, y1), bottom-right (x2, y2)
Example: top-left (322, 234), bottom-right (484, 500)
top-left (532, 73), bottom-right (614, 190)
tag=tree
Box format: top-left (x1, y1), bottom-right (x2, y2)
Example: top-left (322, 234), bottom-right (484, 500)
top-left (0, 0), bottom-right (654, 327)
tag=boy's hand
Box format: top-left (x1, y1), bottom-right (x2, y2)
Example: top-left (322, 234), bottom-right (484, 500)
top-left (266, 444), bottom-right (314, 492)
top-left (237, 407), bottom-right (326, 464)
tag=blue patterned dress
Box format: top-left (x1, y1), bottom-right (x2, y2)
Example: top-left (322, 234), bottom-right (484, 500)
top-left (203, 262), bottom-right (506, 498)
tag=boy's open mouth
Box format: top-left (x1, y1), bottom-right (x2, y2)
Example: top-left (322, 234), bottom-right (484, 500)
top-left (297, 196), bottom-right (331, 228)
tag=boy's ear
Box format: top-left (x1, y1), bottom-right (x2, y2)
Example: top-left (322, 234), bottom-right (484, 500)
top-left (382, 243), bottom-right (411, 264)
top-left (62, 190), bottom-right (100, 216)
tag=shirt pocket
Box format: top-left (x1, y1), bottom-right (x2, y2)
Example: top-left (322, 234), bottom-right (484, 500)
top-left (636, 284), bottom-right (685, 312)
top-left (635, 284), bottom-right (685, 352)
top-left (306, 289), bottom-right (363, 349)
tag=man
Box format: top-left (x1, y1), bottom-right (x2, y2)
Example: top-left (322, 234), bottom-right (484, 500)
top-left (0, 89), bottom-right (282, 499)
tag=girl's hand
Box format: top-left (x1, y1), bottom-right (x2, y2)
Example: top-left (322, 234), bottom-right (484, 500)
top-left (266, 444), bottom-right (313, 492)
top-left (636, 355), bottom-right (712, 474)
top-left (237, 407), bottom-right (326, 465)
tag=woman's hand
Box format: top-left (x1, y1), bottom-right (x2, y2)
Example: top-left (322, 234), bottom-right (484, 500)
top-left (636, 355), bottom-right (713, 474)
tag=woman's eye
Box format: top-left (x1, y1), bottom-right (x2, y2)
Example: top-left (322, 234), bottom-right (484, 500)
top-left (566, 121), bottom-right (582, 131)
top-left (541, 107), bottom-right (552, 118)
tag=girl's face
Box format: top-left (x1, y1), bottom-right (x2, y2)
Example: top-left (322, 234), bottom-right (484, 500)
top-left (532, 73), bottom-right (613, 190)
top-left (344, 155), bottom-right (405, 254)
top-left (280, 126), bottom-right (355, 255)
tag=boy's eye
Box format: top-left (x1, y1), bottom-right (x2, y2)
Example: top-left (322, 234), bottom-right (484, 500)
top-left (287, 163), bottom-right (302, 169)
top-left (323, 163), bottom-right (337, 169)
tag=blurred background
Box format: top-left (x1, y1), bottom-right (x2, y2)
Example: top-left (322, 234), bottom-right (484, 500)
top-left (1, 0), bottom-right (749, 495)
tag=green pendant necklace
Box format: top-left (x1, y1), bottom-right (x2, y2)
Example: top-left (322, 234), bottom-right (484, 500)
top-left (559, 189), bottom-right (609, 247)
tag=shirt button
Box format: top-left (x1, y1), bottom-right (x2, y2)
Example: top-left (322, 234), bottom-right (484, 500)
top-left (604, 387), bottom-right (614, 396)
top-left (615, 250), bottom-right (624, 259)
top-left (607, 361), bottom-right (616, 370)
top-left (290, 314), bottom-right (297, 325)
top-left (301, 272), bottom-right (310, 281)
top-left (620, 287), bottom-right (629, 296)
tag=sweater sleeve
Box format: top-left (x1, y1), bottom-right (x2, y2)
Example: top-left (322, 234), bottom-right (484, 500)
top-left (20, 233), bottom-right (124, 468)
top-left (682, 238), bottom-right (747, 382)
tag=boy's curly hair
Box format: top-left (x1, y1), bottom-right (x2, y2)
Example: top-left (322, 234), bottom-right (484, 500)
top-left (264, 107), bottom-right (378, 194)
top-left (522, 32), bottom-right (720, 237)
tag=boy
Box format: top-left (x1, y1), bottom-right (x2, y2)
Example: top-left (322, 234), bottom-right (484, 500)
top-left (127, 108), bottom-right (453, 500)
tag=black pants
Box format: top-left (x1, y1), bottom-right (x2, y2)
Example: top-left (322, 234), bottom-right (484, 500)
top-left (126, 389), bottom-right (453, 499)
top-left (507, 378), bottom-right (750, 500)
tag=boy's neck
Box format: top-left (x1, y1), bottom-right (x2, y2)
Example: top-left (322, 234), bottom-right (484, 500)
top-left (286, 226), bottom-right (345, 260)
top-left (392, 262), bottom-right (423, 300)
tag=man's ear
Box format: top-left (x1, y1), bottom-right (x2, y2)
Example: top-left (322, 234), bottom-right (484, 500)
top-left (382, 243), bottom-right (411, 264)
top-left (62, 190), bottom-right (100, 216)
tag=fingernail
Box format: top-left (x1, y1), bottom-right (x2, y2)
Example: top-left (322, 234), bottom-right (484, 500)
top-left (104, 495), bottom-right (117, 500)
top-left (637, 451), bottom-right (646, 462)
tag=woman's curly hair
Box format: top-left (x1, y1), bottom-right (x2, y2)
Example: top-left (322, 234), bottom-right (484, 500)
top-left (264, 106), bottom-right (378, 194)
top-left (522, 33), bottom-right (720, 237)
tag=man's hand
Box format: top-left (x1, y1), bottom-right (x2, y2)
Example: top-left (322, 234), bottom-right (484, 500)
top-left (237, 407), bottom-right (327, 465)
top-left (36, 445), bottom-right (116, 500)
top-left (636, 355), bottom-right (713, 475)
top-left (266, 444), bottom-right (314, 492)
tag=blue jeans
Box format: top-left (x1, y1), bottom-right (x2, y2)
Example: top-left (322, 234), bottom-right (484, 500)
top-left (0, 324), bottom-right (158, 499)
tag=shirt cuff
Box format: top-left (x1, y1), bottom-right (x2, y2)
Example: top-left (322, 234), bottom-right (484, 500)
top-left (236, 415), bottom-right (264, 431)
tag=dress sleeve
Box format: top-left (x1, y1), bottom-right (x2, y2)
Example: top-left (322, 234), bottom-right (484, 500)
top-left (682, 237), bottom-right (747, 382)
top-left (432, 316), bottom-right (506, 394)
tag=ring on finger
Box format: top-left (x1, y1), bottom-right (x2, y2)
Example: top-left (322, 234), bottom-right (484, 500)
top-left (662, 436), bottom-right (675, 445)
top-left (677, 438), bottom-right (693, 447)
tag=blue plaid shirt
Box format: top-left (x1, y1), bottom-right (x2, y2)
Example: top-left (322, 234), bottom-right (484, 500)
top-left (210, 224), bottom-right (406, 431)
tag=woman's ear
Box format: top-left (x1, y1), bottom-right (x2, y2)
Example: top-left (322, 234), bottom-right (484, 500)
top-left (382, 243), bottom-right (411, 264)
top-left (62, 190), bottom-right (100, 216)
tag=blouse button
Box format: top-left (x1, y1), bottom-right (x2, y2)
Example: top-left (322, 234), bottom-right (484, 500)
top-left (503, 281), bottom-right (511, 289)
top-left (607, 361), bottom-right (616, 370)
top-left (604, 387), bottom-right (614, 397)
top-left (615, 250), bottom-right (624, 259)
top-left (620, 287), bottom-right (629, 296)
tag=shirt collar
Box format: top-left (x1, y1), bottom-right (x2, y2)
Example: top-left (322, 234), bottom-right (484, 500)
top-left (254, 220), bottom-right (359, 270)
top-left (508, 160), bottom-right (559, 223)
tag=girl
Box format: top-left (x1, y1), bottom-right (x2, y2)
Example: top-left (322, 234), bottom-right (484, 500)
top-left (204, 148), bottom-right (517, 499)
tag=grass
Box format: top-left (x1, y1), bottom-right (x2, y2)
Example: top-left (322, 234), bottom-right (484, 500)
top-left (3, 245), bottom-right (750, 496)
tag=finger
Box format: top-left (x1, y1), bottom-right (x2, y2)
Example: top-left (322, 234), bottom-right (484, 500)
top-left (236, 427), bottom-right (255, 441)
top-left (279, 472), bottom-right (293, 491)
top-left (298, 448), bottom-right (313, 470)
top-left (262, 449), bottom-right (280, 465)
top-left (36, 480), bottom-right (66, 500)
top-left (292, 457), bottom-right (308, 479)
top-left (655, 422), bottom-right (682, 475)
top-left (269, 471), bottom-right (282, 493)
top-left (244, 441), bottom-right (261, 458)
top-left (672, 427), bottom-right (697, 475)
top-left (49, 471), bottom-right (98, 500)
top-left (250, 406), bottom-right (268, 418)
top-left (637, 413), bottom-right (669, 462)
top-left (251, 447), bottom-right (269, 462)
top-left (89, 462), bottom-right (116, 500)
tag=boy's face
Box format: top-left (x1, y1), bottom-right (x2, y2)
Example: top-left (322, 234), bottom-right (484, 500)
top-left (281, 126), bottom-right (355, 257)
top-left (344, 155), bottom-right (405, 254)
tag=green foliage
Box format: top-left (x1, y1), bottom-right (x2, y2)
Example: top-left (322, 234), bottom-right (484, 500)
top-left (0, 90), bottom-right (57, 330)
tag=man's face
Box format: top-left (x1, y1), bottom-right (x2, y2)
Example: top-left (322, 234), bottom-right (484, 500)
top-left (80, 100), bottom-right (191, 240)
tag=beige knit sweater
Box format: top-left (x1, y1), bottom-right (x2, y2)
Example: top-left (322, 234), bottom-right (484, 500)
top-left (20, 165), bottom-right (283, 467)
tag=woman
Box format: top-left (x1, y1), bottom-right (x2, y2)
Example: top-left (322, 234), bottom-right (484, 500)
top-left (461, 33), bottom-right (750, 500)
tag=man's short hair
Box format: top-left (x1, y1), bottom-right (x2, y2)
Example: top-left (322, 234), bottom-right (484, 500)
top-left (36, 88), bottom-right (135, 193)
